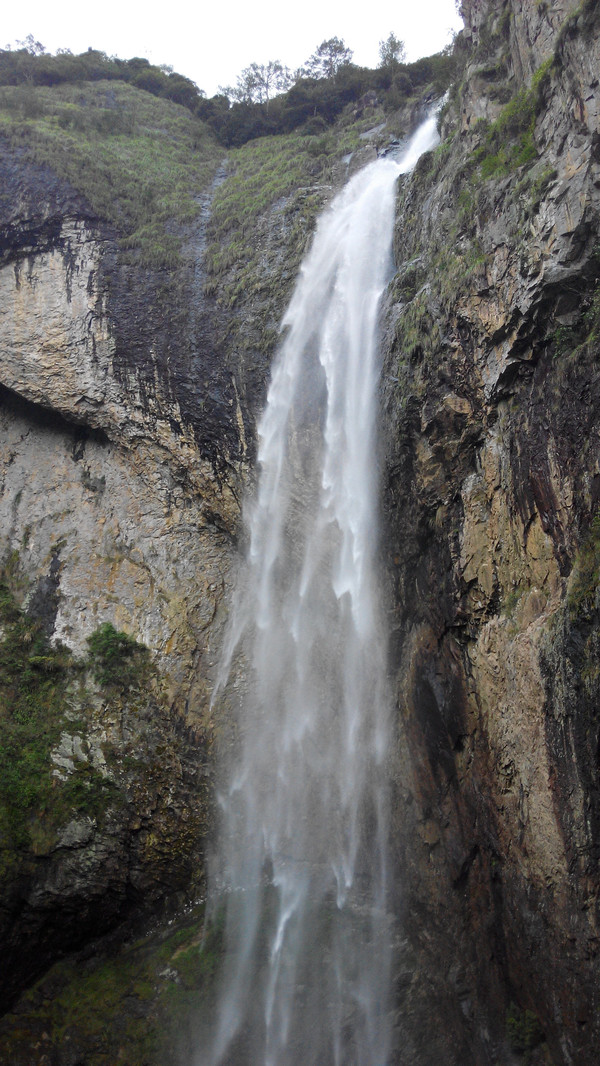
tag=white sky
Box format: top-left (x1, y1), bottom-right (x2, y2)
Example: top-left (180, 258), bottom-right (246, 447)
top-left (4, 1), bottom-right (463, 98)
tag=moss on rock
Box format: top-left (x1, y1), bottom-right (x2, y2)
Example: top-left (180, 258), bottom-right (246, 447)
top-left (0, 906), bottom-right (224, 1065)
top-left (0, 554), bottom-right (211, 1013)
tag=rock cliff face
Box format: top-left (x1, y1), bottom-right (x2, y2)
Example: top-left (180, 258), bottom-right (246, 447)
top-left (381, 1), bottom-right (600, 1062)
top-left (0, 2), bottom-right (599, 1062)
top-left (0, 146), bottom-right (239, 1012)
top-left (0, 83), bottom-right (370, 1031)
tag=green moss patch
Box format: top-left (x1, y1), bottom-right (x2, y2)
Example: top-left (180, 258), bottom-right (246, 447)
top-left (86, 620), bottom-right (151, 688)
top-left (0, 906), bottom-right (224, 1066)
top-left (471, 60), bottom-right (553, 180)
top-left (0, 556), bottom-right (158, 868)
top-left (506, 1001), bottom-right (545, 1064)
top-left (0, 563), bottom-right (115, 858)
top-left (551, 280), bottom-right (600, 360)
top-left (567, 511), bottom-right (600, 621)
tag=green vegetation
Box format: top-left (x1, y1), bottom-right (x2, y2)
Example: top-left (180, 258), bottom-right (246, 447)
top-left (472, 59), bottom-right (553, 180)
top-left (207, 48), bottom-right (455, 146)
top-left (506, 1002), bottom-right (545, 1064)
top-left (551, 280), bottom-right (600, 359)
top-left (504, 585), bottom-right (525, 617)
top-left (0, 46), bottom-right (202, 108)
top-left (392, 288), bottom-right (439, 365)
top-left (0, 38), bottom-right (458, 271)
top-left (203, 126), bottom-right (341, 307)
top-left (0, 906), bottom-right (225, 1065)
top-left (391, 259), bottom-right (427, 305)
top-left (0, 41), bottom-right (457, 152)
top-left (567, 511), bottom-right (600, 621)
top-left (0, 555), bottom-right (154, 862)
top-left (0, 79), bottom-right (222, 265)
top-left (0, 561), bottom-right (117, 855)
top-left (86, 620), bottom-right (150, 688)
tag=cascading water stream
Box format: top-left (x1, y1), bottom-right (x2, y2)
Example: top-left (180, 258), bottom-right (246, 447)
top-left (200, 111), bottom-right (440, 1066)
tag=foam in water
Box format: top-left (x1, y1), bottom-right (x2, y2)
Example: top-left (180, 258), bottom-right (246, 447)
top-left (199, 111), bottom-right (440, 1066)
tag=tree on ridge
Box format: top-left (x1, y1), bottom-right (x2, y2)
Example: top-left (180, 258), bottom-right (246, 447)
top-left (299, 37), bottom-right (354, 80)
top-left (378, 32), bottom-right (406, 67)
top-left (220, 60), bottom-right (292, 107)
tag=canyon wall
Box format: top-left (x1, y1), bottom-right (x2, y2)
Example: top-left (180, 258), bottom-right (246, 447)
top-left (0, 145), bottom-right (239, 1009)
top-left (382, 1), bottom-right (600, 1062)
top-left (0, 82), bottom-right (350, 1037)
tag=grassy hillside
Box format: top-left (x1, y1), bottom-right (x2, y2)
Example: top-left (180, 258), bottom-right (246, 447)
top-left (0, 79), bottom-right (222, 265)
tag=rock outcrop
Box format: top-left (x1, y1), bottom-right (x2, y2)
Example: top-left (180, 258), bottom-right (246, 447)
top-left (0, 143), bottom-right (239, 1012)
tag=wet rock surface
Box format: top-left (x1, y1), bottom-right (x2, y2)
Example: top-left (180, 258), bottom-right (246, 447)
top-left (381, 1), bottom-right (600, 1062)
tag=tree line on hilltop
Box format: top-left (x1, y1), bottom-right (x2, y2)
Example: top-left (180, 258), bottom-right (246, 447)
top-left (0, 33), bottom-right (458, 147)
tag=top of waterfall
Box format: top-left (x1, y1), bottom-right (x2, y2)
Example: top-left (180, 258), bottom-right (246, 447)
top-left (380, 103), bottom-right (442, 171)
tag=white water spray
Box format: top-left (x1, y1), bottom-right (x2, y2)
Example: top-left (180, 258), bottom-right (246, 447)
top-left (200, 112), bottom-right (440, 1066)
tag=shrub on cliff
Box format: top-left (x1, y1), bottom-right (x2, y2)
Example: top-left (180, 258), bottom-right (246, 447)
top-left (0, 569), bottom-right (113, 853)
top-left (86, 621), bottom-right (150, 688)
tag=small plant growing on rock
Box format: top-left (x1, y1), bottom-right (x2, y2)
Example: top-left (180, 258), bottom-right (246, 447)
top-left (506, 1001), bottom-right (545, 1063)
top-left (567, 512), bottom-right (600, 620)
top-left (86, 621), bottom-right (149, 688)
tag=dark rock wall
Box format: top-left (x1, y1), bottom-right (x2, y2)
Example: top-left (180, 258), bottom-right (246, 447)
top-left (381, 1), bottom-right (600, 1062)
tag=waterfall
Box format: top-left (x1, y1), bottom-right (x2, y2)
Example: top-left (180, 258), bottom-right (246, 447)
top-left (200, 112), bottom-right (440, 1066)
